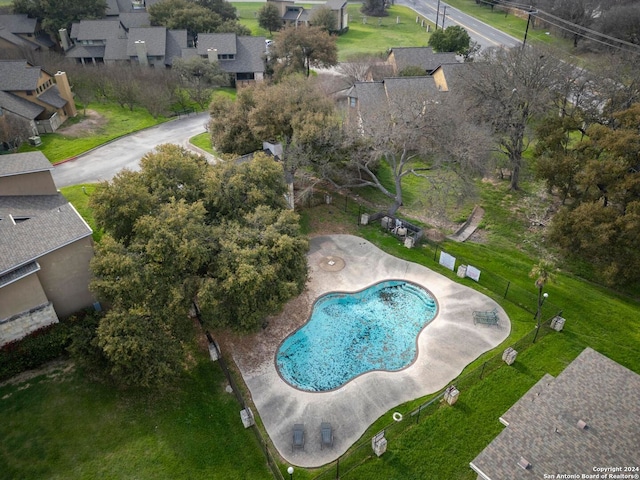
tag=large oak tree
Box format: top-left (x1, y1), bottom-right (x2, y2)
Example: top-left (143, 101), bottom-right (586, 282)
top-left (87, 145), bottom-right (308, 386)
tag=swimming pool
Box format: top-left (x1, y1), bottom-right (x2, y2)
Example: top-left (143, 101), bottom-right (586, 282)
top-left (276, 280), bottom-right (438, 392)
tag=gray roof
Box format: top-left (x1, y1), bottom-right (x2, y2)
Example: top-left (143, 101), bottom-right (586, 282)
top-left (325, 0), bottom-right (347, 10)
top-left (221, 36), bottom-right (266, 74)
top-left (105, 0), bottom-right (120, 16)
top-left (127, 27), bottom-right (167, 57)
top-left (0, 26), bottom-right (37, 50)
top-left (104, 37), bottom-right (127, 60)
top-left (165, 29), bottom-right (187, 66)
top-left (0, 90), bottom-right (44, 119)
top-left (119, 12), bottom-right (151, 29)
top-left (470, 348), bottom-right (640, 480)
top-left (0, 198), bottom-right (92, 275)
top-left (197, 33), bottom-right (238, 56)
top-left (70, 20), bottom-right (125, 41)
top-left (389, 47), bottom-right (458, 74)
top-left (0, 195), bottom-right (67, 217)
top-left (0, 60), bottom-right (41, 91)
top-left (0, 261), bottom-right (40, 289)
top-left (37, 85), bottom-right (67, 109)
top-left (349, 77), bottom-right (443, 132)
top-left (0, 152), bottom-right (52, 177)
top-left (65, 44), bottom-right (107, 59)
top-left (0, 14), bottom-right (37, 34)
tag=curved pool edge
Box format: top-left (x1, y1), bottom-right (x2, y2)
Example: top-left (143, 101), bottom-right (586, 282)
top-left (274, 279), bottom-right (439, 392)
top-left (232, 234), bottom-right (511, 469)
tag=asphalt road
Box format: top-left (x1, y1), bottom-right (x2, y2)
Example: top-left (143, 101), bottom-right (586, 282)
top-left (396, 0), bottom-right (522, 50)
top-left (52, 113), bottom-right (211, 188)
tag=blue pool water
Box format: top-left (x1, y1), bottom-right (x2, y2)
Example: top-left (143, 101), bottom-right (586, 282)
top-left (276, 280), bottom-right (438, 392)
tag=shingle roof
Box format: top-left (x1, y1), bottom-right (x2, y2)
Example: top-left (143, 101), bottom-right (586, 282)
top-left (0, 90), bottom-right (44, 119)
top-left (65, 44), bottom-right (107, 59)
top-left (70, 20), bottom-right (125, 41)
top-left (0, 60), bottom-right (41, 91)
top-left (325, 0), bottom-right (346, 10)
top-left (221, 36), bottom-right (266, 74)
top-left (0, 14), bottom-right (37, 34)
top-left (0, 199), bottom-right (92, 275)
top-left (127, 27), bottom-right (167, 57)
top-left (0, 26), bottom-right (37, 50)
top-left (389, 47), bottom-right (458, 74)
top-left (37, 85), bottom-right (67, 109)
top-left (165, 29), bottom-right (187, 66)
top-left (104, 37), bottom-right (127, 60)
top-left (197, 33), bottom-right (237, 56)
top-left (470, 348), bottom-right (640, 480)
top-left (0, 195), bottom-right (67, 217)
top-left (0, 261), bottom-right (40, 289)
top-left (105, 0), bottom-right (120, 16)
top-left (0, 152), bottom-right (52, 177)
top-left (119, 12), bottom-right (151, 29)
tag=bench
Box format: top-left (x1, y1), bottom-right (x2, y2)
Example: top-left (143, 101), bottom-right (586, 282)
top-left (473, 308), bottom-right (499, 326)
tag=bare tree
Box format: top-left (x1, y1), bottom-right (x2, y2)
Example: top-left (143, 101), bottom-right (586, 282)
top-left (0, 114), bottom-right (32, 151)
top-left (459, 46), bottom-right (574, 190)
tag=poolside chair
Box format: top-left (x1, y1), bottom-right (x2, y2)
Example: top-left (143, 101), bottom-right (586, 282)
top-left (292, 424), bottom-right (305, 451)
top-left (321, 422), bottom-right (333, 449)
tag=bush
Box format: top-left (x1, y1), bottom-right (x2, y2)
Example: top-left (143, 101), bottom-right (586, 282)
top-left (0, 321), bottom-right (73, 382)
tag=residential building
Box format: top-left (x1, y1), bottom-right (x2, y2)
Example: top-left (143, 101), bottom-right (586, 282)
top-left (0, 14), bottom-right (55, 54)
top-left (367, 46), bottom-right (459, 80)
top-left (0, 60), bottom-right (77, 136)
top-left (470, 348), bottom-right (640, 480)
top-left (266, 0), bottom-right (348, 32)
top-left (197, 33), bottom-right (266, 86)
top-left (0, 152), bottom-right (95, 347)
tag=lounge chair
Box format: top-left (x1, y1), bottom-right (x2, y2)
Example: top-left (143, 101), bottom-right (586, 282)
top-left (321, 422), bottom-right (333, 449)
top-left (292, 424), bottom-right (305, 451)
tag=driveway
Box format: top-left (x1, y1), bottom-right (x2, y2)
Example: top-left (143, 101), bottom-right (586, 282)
top-left (52, 113), bottom-right (213, 188)
top-left (220, 235), bottom-right (511, 468)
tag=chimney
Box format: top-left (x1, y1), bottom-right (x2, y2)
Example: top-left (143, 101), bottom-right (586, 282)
top-left (59, 28), bottom-right (71, 51)
top-left (54, 71), bottom-right (77, 118)
top-left (207, 48), bottom-right (218, 63)
top-left (135, 40), bottom-right (149, 66)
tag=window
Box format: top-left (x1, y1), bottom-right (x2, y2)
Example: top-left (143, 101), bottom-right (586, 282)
top-left (349, 97), bottom-right (356, 107)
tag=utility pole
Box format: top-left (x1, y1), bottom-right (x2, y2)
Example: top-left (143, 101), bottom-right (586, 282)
top-left (522, 10), bottom-right (537, 49)
top-left (441, 5), bottom-right (447, 30)
top-left (435, 0), bottom-right (441, 30)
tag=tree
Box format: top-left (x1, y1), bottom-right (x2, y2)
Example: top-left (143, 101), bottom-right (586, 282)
top-left (310, 6), bottom-right (337, 32)
top-left (12, 0), bottom-right (106, 36)
top-left (459, 46), bottom-right (574, 190)
top-left (272, 25), bottom-right (338, 78)
top-left (428, 25), bottom-right (471, 56)
top-left (173, 56), bottom-right (229, 109)
top-left (596, 4), bottom-right (640, 46)
top-left (0, 114), bottom-right (31, 151)
top-left (208, 88), bottom-right (261, 155)
top-left (529, 259), bottom-right (555, 343)
top-left (257, 2), bottom-right (282, 35)
top-left (333, 85), bottom-right (490, 215)
top-left (195, 0), bottom-right (237, 21)
top-left (88, 145), bottom-right (308, 386)
top-left (360, 0), bottom-right (387, 17)
top-left (547, 103), bottom-right (640, 286)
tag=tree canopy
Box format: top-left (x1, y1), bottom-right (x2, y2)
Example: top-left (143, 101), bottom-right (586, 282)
top-left (271, 25), bottom-right (338, 78)
top-left (428, 26), bottom-right (471, 56)
top-left (257, 2), bottom-right (282, 34)
top-left (360, 0), bottom-right (388, 17)
top-left (546, 103), bottom-right (640, 286)
top-left (88, 145), bottom-right (308, 386)
top-left (12, 0), bottom-right (106, 36)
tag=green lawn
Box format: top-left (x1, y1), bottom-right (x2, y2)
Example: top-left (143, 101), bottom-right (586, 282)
top-left (59, 184), bottom-right (102, 242)
top-left (190, 132), bottom-right (215, 154)
top-left (0, 359), bottom-right (272, 479)
top-left (19, 103), bottom-right (170, 164)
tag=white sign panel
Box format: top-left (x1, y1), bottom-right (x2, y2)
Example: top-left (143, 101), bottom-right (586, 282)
top-left (466, 265), bottom-right (481, 282)
top-left (439, 251), bottom-right (456, 271)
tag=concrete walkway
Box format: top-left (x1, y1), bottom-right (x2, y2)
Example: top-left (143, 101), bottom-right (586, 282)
top-left (229, 235), bottom-right (510, 468)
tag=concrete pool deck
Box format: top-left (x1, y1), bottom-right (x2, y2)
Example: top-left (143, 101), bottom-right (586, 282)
top-left (223, 234), bottom-right (510, 468)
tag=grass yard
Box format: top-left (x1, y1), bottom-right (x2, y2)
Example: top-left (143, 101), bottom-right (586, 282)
top-left (0, 359), bottom-right (271, 480)
top-left (190, 132), bottom-right (215, 154)
top-left (59, 184), bottom-right (102, 242)
top-left (19, 103), bottom-right (170, 164)
top-left (233, 2), bottom-right (434, 59)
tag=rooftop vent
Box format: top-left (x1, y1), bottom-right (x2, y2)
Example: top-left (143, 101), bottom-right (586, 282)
top-left (518, 457), bottom-right (531, 470)
top-left (577, 419), bottom-right (588, 430)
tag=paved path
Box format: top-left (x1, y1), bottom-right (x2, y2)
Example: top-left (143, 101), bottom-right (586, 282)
top-left (225, 235), bottom-right (510, 468)
top-left (448, 205), bottom-right (485, 242)
top-left (52, 113), bottom-right (213, 188)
